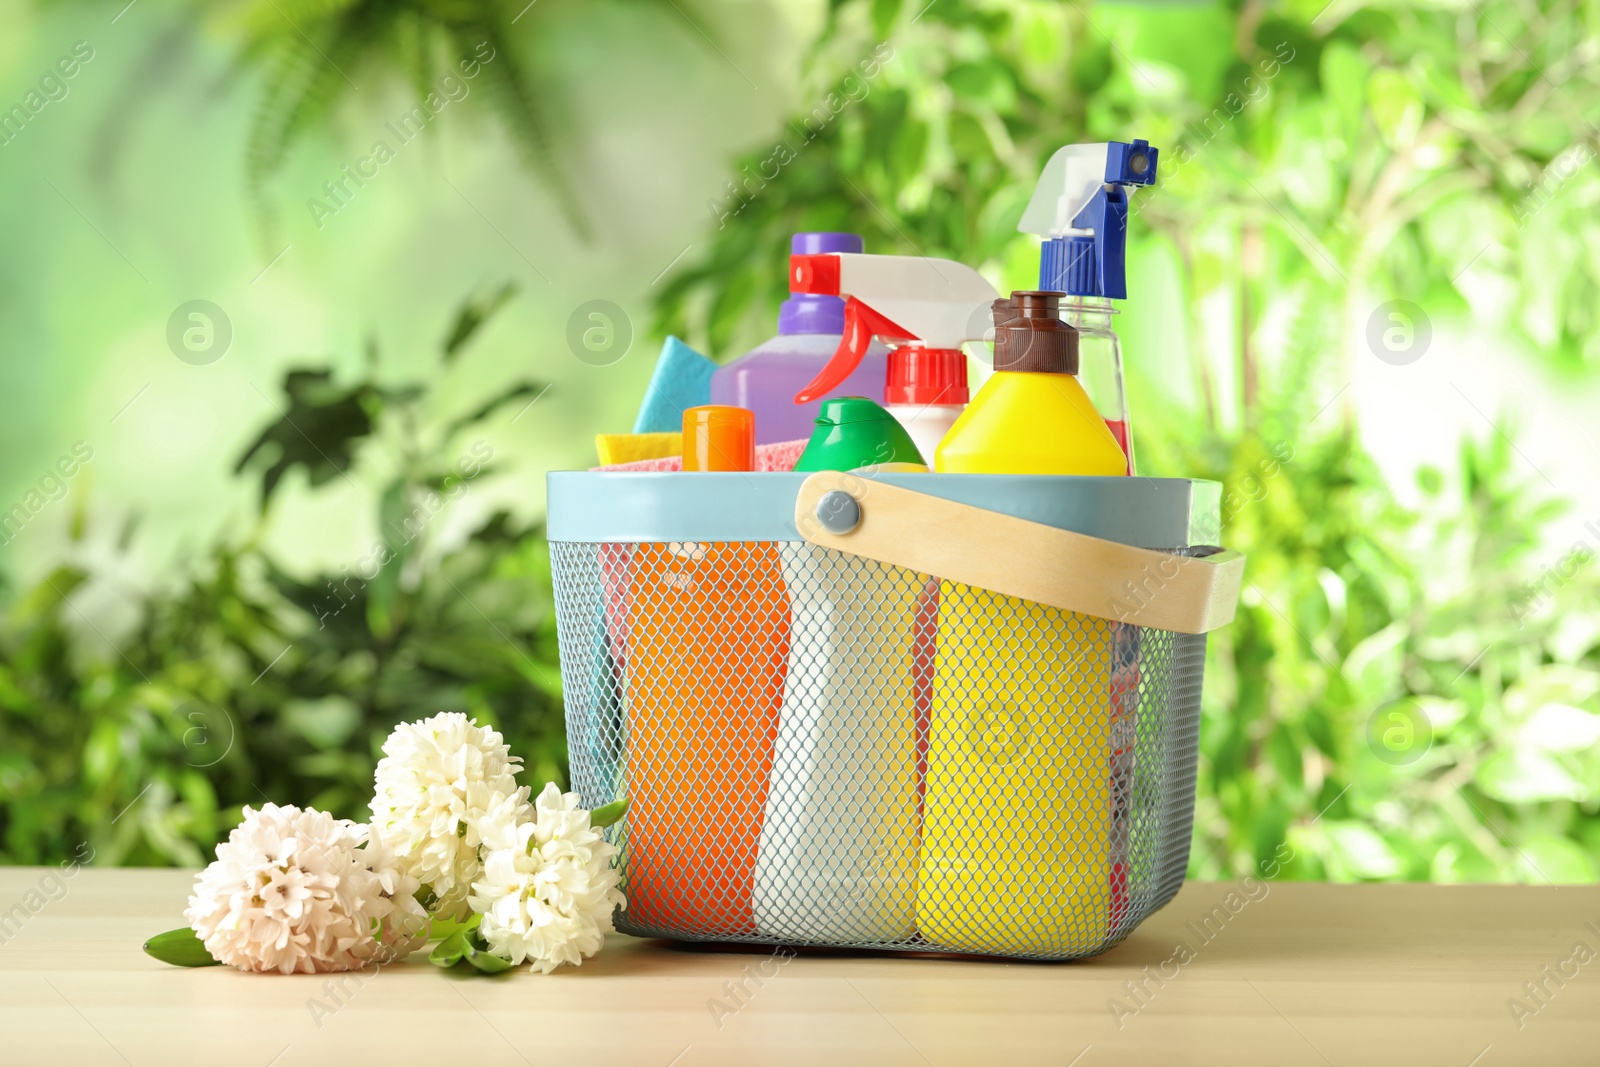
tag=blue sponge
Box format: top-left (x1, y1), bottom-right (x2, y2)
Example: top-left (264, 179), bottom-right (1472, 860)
top-left (632, 336), bottom-right (716, 433)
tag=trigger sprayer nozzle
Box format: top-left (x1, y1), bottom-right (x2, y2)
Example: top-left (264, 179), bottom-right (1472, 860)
top-left (1020, 138), bottom-right (1159, 300)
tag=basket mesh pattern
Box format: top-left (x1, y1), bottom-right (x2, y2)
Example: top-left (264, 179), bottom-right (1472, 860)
top-left (552, 539), bottom-right (1206, 960)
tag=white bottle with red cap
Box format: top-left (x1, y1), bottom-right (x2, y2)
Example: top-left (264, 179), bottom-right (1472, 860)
top-left (790, 252), bottom-right (1000, 462)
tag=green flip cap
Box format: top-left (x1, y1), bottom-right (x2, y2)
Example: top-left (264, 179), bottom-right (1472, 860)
top-left (793, 396), bottom-right (926, 472)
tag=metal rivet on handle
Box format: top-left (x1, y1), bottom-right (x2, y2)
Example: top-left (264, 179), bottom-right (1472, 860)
top-left (815, 490), bottom-right (861, 535)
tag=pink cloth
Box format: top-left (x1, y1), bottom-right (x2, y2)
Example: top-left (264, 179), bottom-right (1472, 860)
top-left (592, 438), bottom-right (808, 473)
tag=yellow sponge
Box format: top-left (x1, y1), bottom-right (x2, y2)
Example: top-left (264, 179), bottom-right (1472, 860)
top-left (595, 433), bottom-right (681, 467)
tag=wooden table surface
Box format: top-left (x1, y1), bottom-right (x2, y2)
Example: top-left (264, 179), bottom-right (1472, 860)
top-left (1, 868), bottom-right (1596, 1066)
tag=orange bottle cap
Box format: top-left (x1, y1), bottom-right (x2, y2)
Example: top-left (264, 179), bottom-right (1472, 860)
top-left (682, 405), bottom-right (756, 471)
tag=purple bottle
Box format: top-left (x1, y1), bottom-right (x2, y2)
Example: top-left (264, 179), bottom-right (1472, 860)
top-left (711, 232), bottom-right (890, 445)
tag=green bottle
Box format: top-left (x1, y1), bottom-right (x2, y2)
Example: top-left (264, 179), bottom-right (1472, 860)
top-left (793, 396), bottom-right (926, 472)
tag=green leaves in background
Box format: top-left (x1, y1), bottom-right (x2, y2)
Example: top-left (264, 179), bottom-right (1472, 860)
top-left (238, 5), bottom-right (582, 233)
top-left (161, 0), bottom-right (730, 237)
top-left (6, 0), bottom-right (1597, 886)
top-left (652, 0), bottom-right (1600, 883)
top-left (0, 287), bottom-right (565, 866)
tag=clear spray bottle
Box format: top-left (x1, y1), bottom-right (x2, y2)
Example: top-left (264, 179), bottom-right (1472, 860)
top-left (1019, 138), bottom-right (1159, 475)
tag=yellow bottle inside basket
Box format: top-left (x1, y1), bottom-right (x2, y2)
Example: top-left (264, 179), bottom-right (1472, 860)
top-left (917, 293), bottom-right (1124, 955)
top-left (916, 588), bottom-right (1114, 954)
top-left (932, 292), bottom-right (1125, 478)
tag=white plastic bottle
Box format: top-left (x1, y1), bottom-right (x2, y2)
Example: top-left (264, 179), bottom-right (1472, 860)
top-left (752, 543), bottom-right (923, 942)
top-left (1017, 138), bottom-right (1159, 928)
top-left (752, 397), bottom-right (928, 942)
top-left (749, 261), bottom-right (1002, 942)
top-left (882, 344), bottom-right (968, 462)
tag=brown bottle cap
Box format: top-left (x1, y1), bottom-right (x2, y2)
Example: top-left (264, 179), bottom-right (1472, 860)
top-left (991, 291), bottom-right (1078, 374)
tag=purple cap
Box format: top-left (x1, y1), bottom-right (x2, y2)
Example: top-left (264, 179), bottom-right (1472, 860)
top-left (791, 232), bottom-right (863, 256)
top-left (778, 232), bottom-right (864, 335)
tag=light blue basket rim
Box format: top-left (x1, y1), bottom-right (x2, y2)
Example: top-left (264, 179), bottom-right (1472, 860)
top-left (546, 472), bottom-right (1222, 550)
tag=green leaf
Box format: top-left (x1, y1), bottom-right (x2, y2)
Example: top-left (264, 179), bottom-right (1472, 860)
top-left (1367, 68), bottom-right (1423, 148)
top-left (424, 914), bottom-right (477, 942)
top-left (889, 118), bottom-right (927, 187)
top-left (428, 930), bottom-right (470, 968)
top-left (143, 927), bottom-right (222, 967)
top-left (443, 380), bottom-right (547, 439)
top-left (1019, 4), bottom-right (1068, 72)
top-left (947, 111), bottom-right (994, 166)
top-left (241, 0), bottom-right (362, 37)
top-left (1517, 835), bottom-right (1599, 883)
top-left (589, 796), bottom-right (628, 829)
top-left (1341, 620), bottom-right (1407, 705)
top-left (233, 368), bottom-right (382, 509)
top-left (429, 926), bottom-right (513, 974)
top-left (1518, 704), bottom-right (1600, 753)
top-left (245, 18), bottom-right (370, 220)
top-left (459, 27), bottom-right (593, 240)
top-left (945, 61), bottom-right (996, 102)
top-left (1319, 41), bottom-right (1370, 139)
top-left (1477, 750), bottom-right (1587, 803)
top-left (1322, 822), bottom-right (1403, 880)
top-left (1069, 41), bottom-right (1114, 96)
top-left (870, 0), bottom-right (902, 38)
top-left (282, 695), bottom-right (360, 749)
top-left (19, 565), bottom-right (89, 621)
top-left (461, 933), bottom-right (515, 974)
top-left (442, 282), bottom-right (518, 362)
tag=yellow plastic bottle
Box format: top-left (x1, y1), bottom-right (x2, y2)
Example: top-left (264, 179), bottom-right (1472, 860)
top-left (933, 293), bottom-right (1126, 477)
top-left (919, 292), bottom-right (1128, 955)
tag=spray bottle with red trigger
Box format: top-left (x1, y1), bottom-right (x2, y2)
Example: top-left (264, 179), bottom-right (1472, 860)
top-left (1019, 138), bottom-right (1158, 474)
top-left (790, 253), bottom-right (1000, 463)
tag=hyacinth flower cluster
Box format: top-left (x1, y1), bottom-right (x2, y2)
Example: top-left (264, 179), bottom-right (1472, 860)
top-left (145, 712), bottom-right (626, 976)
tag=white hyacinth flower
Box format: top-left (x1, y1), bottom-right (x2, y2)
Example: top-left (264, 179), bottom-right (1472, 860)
top-left (369, 712), bottom-right (528, 919)
top-left (185, 804), bottom-right (428, 975)
top-left (469, 783), bottom-right (626, 974)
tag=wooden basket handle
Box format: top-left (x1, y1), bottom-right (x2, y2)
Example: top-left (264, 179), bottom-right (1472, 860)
top-left (794, 471), bottom-right (1245, 635)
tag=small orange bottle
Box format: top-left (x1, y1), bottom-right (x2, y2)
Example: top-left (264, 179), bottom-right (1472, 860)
top-left (622, 406), bottom-right (788, 936)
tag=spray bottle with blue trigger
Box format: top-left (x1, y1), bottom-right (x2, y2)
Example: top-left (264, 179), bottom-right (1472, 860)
top-left (1019, 138), bottom-right (1158, 475)
top-left (1016, 139), bottom-right (1157, 939)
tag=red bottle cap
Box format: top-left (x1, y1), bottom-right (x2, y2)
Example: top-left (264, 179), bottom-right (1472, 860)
top-left (885, 346), bottom-right (968, 406)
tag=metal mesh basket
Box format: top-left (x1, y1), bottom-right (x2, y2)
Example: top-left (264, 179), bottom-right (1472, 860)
top-left (547, 471), bottom-right (1240, 960)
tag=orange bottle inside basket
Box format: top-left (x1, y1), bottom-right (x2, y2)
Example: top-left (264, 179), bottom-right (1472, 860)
top-left (621, 407), bottom-right (788, 935)
top-left (624, 542), bottom-right (787, 934)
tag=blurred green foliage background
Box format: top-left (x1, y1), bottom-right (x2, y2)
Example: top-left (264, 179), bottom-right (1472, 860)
top-left (2, 0), bottom-right (1598, 881)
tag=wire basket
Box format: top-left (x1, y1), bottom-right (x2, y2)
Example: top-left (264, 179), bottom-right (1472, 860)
top-left (547, 470), bottom-right (1243, 960)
